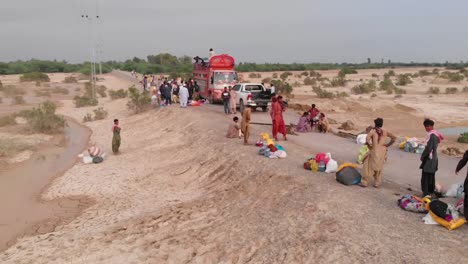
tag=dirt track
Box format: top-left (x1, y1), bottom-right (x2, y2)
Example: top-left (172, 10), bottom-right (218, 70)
top-left (1, 72), bottom-right (467, 263)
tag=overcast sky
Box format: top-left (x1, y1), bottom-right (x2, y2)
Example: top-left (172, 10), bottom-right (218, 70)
top-left (1, 0), bottom-right (467, 63)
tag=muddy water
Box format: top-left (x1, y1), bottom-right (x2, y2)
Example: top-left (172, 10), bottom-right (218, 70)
top-left (0, 118), bottom-right (92, 252)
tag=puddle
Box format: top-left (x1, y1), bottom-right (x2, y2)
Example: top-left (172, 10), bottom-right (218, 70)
top-left (0, 118), bottom-right (92, 252)
top-left (439, 126), bottom-right (468, 136)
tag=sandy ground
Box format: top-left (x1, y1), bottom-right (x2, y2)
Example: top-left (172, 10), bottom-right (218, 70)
top-left (0, 71), bottom-right (467, 263)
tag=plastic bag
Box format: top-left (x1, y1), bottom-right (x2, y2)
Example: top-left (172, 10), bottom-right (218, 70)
top-left (82, 156), bottom-right (93, 164)
top-left (356, 134), bottom-right (367, 145)
top-left (357, 145), bottom-right (369, 164)
top-left (422, 213), bottom-right (439, 225)
top-left (325, 159), bottom-right (338, 173)
top-left (445, 183), bottom-right (463, 198)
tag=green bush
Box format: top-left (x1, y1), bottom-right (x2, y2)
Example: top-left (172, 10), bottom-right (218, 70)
top-left (280, 72), bottom-right (293, 81)
top-left (352, 80), bottom-right (377, 94)
top-left (127, 86), bottom-right (151, 113)
top-left (93, 107), bottom-right (108, 120)
top-left (313, 86), bottom-right (335, 98)
top-left (1, 85), bottom-right (26, 97)
top-left (271, 80), bottom-right (293, 94)
top-left (330, 77), bottom-right (346, 87)
top-left (445, 87), bottom-right (458, 94)
top-left (338, 68), bottom-right (357, 78)
top-left (458, 132), bottom-right (468, 143)
top-left (12, 95), bottom-right (25, 105)
top-left (97, 85), bottom-right (107, 98)
top-left (379, 76), bottom-right (396, 93)
top-left (20, 72), bottom-right (50, 82)
top-left (52, 87), bottom-right (69, 95)
top-left (427, 87), bottom-right (440, 94)
top-left (396, 74), bottom-right (412, 86)
top-left (304, 77), bottom-right (317, 85)
top-left (0, 115), bottom-right (17, 127)
top-left (418, 70), bottom-right (433, 76)
top-left (439, 71), bottom-right (464, 82)
top-left (63, 76), bottom-right (78, 83)
top-left (18, 101), bottom-right (66, 134)
top-left (73, 95), bottom-right (98, 107)
top-left (109, 89), bottom-right (128, 100)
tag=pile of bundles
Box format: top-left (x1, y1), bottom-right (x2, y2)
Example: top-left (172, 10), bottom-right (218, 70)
top-left (399, 137), bottom-right (425, 154)
top-left (256, 133), bottom-right (287, 159)
top-left (398, 184), bottom-right (466, 230)
top-left (303, 153), bottom-right (338, 173)
top-left (79, 145), bottom-right (106, 164)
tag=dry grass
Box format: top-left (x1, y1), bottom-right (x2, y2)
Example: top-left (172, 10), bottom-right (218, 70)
top-left (0, 138), bottom-right (34, 158)
top-left (52, 87), bottom-right (70, 95)
top-left (0, 115), bottom-right (17, 127)
top-left (0, 85), bottom-right (26, 97)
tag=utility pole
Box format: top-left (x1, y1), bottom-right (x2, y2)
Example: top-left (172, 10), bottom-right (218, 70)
top-left (96, 0), bottom-right (103, 75)
top-left (81, 13), bottom-right (97, 100)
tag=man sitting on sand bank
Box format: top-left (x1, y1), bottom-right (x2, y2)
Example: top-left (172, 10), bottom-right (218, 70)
top-left (226, 116), bottom-right (241, 138)
top-left (360, 118), bottom-right (396, 188)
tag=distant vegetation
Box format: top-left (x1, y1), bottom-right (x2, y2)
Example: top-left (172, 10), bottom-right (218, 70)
top-left (20, 72), bottom-right (50, 82)
top-left (352, 80), bottom-right (377, 94)
top-left (458, 133), bottom-right (468, 143)
top-left (438, 71), bottom-right (464, 82)
top-left (271, 80), bottom-right (293, 94)
top-left (396, 74), bottom-right (413, 86)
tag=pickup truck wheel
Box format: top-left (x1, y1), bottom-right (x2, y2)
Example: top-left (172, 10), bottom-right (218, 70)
top-left (239, 100), bottom-right (245, 113)
top-left (262, 106), bottom-right (268, 112)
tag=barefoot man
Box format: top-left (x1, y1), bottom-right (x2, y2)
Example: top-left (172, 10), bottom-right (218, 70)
top-left (361, 118), bottom-right (396, 188)
top-left (241, 105), bottom-right (252, 145)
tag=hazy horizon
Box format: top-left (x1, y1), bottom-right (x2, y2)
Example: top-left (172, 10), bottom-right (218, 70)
top-left (1, 0), bottom-right (468, 64)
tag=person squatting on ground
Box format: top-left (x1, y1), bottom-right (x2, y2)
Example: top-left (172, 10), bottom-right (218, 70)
top-left (226, 116), bottom-right (241, 138)
top-left (296, 112), bottom-right (312, 132)
top-left (455, 150), bottom-right (468, 218)
top-left (317, 113), bottom-right (330, 133)
top-left (222, 87), bottom-right (230, 114)
top-left (360, 118), bottom-right (396, 188)
top-left (241, 105), bottom-right (252, 145)
top-left (112, 119), bottom-right (121, 154)
top-left (420, 119), bottom-right (444, 197)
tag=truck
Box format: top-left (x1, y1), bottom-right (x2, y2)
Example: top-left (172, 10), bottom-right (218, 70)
top-left (232, 83), bottom-right (272, 113)
top-left (193, 54), bottom-right (239, 103)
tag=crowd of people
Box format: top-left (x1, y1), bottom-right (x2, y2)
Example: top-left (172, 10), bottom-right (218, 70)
top-left (295, 104), bottom-right (330, 133)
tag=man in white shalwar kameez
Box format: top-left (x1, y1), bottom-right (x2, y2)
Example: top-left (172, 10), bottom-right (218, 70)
top-left (179, 83), bottom-right (189, 108)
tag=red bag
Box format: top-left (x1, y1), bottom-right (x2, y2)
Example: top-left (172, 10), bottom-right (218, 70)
top-left (315, 153), bottom-right (330, 165)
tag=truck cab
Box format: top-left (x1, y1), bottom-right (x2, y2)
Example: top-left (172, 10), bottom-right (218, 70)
top-left (232, 83), bottom-right (272, 113)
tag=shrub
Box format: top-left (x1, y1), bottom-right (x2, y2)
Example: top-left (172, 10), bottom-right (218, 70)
top-left (12, 95), bottom-right (25, 105)
top-left (262, 77), bottom-right (272, 84)
top-left (371, 73), bottom-right (379, 78)
top-left (0, 80), bottom-right (2, 89)
top-left (0, 115), bottom-right (17, 127)
top-left (280, 72), bottom-right (292, 81)
top-left (412, 73), bottom-right (420, 78)
top-left (439, 71), bottom-right (464, 82)
top-left (371, 93), bottom-right (377, 98)
top-left (336, 91), bottom-right (349, 98)
top-left (20, 72), bottom-right (50, 82)
top-left (1, 85), bottom-right (26, 97)
top-left (93, 107), bottom-right (108, 120)
top-left (304, 77), bottom-right (317, 85)
top-left (394, 87), bottom-right (407, 94)
top-left (271, 80), bottom-right (293, 94)
top-left (18, 101), bottom-right (66, 134)
top-left (109, 89), bottom-right (128, 100)
top-left (34, 89), bottom-right (51, 97)
top-left (338, 68), bottom-right (357, 78)
top-left (0, 97), bottom-right (2, 104)
top-left (445, 87), bottom-right (458, 94)
top-left (458, 132), bottom-right (468, 143)
top-left (301, 71), bottom-right (309, 77)
top-left (330, 77), bottom-right (346, 87)
top-left (432, 69), bottom-right (440, 74)
top-left (388, 70), bottom-right (396, 76)
top-left (310, 70), bottom-right (321, 78)
top-left (463, 86), bottom-right (468, 93)
top-left (52, 87), bottom-right (69, 95)
top-left (313, 86), bottom-right (335, 98)
top-left (97, 85), bottom-right (107, 98)
top-left (352, 80), bottom-right (377, 94)
top-left (63, 76), bottom-right (78, 83)
top-left (127, 86), bottom-right (151, 113)
top-left (427, 87), bottom-right (440, 94)
top-left (248, 73), bottom-right (261, 78)
top-left (379, 76), bottom-right (396, 93)
top-left (272, 73), bottom-right (278, 78)
top-left (396, 74), bottom-right (412, 86)
top-left (73, 95), bottom-right (98, 107)
top-left (0, 138), bottom-right (34, 158)
top-left (292, 81), bottom-right (301, 87)
top-left (83, 113), bottom-right (93, 123)
top-left (418, 70), bottom-right (433, 76)
top-left (35, 81), bottom-right (41, 87)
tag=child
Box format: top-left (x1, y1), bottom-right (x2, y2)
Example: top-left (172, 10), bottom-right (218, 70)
top-left (226, 116), bottom-right (240, 138)
top-left (112, 119), bottom-right (121, 154)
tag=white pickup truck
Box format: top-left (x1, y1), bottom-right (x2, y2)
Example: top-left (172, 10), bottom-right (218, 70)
top-left (232, 83), bottom-right (272, 113)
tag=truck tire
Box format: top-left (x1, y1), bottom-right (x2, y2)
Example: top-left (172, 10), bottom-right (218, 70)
top-left (262, 106), bottom-right (268, 112)
top-left (239, 100), bottom-right (245, 113)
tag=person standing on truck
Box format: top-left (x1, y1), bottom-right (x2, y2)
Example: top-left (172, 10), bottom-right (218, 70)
top-left (229, 86), bottom-right (237, 114)
top-left (222, 87), bottom-right (231, 114)
top-left (270, 83), bottom-right (276, 95)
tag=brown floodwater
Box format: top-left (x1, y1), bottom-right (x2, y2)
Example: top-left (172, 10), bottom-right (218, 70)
top-left (0, 118), bottom-right (92, 252)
